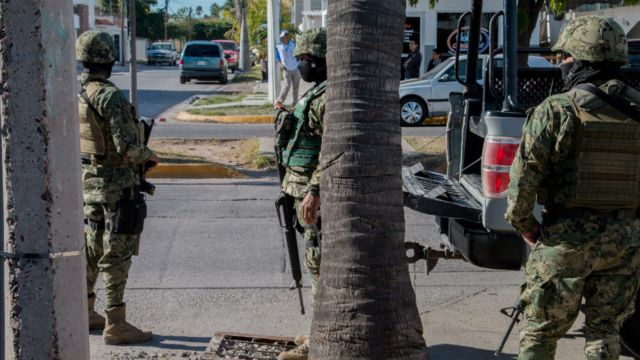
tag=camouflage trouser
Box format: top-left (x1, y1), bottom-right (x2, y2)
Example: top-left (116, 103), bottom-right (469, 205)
top-left (294, 198), bottom-right (321, 301)
top-left (85, 202), bottom-right (138, 309)
top-left (519, 217), bottom-right (640, 360)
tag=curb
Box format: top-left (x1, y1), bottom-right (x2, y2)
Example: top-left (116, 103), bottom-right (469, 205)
top-left (176, 111), bottom-right (274, 124)
top-left (147, 163), bottom-right (244, 179)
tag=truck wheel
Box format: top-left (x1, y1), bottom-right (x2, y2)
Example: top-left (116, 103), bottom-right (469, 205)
top-left (400, 96), bottom-right (427, 126)
top-left (220, 73), bottom-right (228, 85)
top-left (621, 294), bottom-right (640, 359)
top-left (180, 76), bottom-right (187, 84)
top-left (231, 67), bottom-right (235, 74)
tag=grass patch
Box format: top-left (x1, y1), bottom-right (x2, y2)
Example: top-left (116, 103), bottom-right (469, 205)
top-left (232, 65), bottom-right (262, 83)
top-left (150, 138), bottom-right (274, 171)
top-left (188, 103), bottom-right (274, 116)
top-left (192, 94), bottom-right (245, 106)
top-left (156, 151), bottom-right (210, 164)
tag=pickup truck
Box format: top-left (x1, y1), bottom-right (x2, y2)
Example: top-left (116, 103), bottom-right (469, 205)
top-left (402, 2), bottom-right (640, 357)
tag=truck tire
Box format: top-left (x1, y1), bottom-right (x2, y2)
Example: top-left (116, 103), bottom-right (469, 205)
top-left (400, 96), bottom-right (427, 126)
top-left (621, 292), bottom-right (640, 359)
top-left (220, 72), bottom-right (228, 85)
top-left (180, 76), bottom-right (187, 84)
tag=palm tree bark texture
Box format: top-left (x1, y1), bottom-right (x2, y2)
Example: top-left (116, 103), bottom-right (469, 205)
top-left (310, 0), bottom-right (427, 359)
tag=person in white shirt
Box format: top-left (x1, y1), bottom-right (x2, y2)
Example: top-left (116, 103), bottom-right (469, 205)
top-left (275, 30), bottom-right (301, 108)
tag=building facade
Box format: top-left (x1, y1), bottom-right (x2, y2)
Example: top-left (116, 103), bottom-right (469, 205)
top-left (404, 0), bottom-right (541, 77)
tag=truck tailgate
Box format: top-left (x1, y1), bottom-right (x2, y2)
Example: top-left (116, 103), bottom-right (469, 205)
top-left (403, 165), bottom-right (481, 222)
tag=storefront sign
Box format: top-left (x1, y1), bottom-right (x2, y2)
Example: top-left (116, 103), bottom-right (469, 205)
top-left (446, 26), bottom-right (490, 54)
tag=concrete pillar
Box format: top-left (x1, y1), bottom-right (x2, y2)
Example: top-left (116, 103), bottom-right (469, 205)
top-left (0, 1), bottom-right (89, 359)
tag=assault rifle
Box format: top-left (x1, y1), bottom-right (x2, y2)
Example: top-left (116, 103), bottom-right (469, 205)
top-left (275, 165), bottom-right (305, 315)
top-left (139, 117), bottom-right (156, 196)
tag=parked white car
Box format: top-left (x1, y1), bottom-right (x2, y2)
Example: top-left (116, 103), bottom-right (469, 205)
top-left (399, 54), bottom-right (554, 126)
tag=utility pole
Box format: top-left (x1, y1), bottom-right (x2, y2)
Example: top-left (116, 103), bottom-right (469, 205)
top-left (164, 0), bottom-right (169, 41)
top-left (120, 0), bottom-right (126, 66)
top-left (129, 0), bottom-right (139, 113)
top-left (188, 7), bottom-right (193, 41)
top-left (0, 0), bottom-right (89, 359)
top-left (267, 0), bottom-right (281, 103)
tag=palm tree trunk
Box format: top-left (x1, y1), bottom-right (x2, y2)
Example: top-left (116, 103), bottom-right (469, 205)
top-left (310, 0), bottom-right (427, 359)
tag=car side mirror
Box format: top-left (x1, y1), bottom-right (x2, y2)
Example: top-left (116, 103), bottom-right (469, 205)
top-left (439, 74), bottom-right (451, 82)
top-left (225, 54), bottom-right (231, 59)
top-left (147, 48), bottom-right (151, 50)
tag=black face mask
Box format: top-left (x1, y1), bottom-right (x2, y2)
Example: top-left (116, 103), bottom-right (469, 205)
top-left (559, 61), bottom-right (574, 84)
top-left (298, 60), bottom-right (317, 82)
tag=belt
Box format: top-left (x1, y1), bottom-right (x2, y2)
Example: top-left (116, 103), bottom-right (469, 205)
top-left (545, 206), bottom-right (638, 220)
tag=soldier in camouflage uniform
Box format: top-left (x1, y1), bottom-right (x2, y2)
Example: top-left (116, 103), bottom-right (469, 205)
top-left (506, 16), bottom-right (640, 360)
top-left (275, 28), bottom-right (327, 360)
top-left (76, 30), bottom-right (159, 345)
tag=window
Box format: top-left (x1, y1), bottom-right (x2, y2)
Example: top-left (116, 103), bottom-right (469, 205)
top-left (219, 42), bottom-right (236, 51)
top-left (185, 44), bottom-right (220, 58)
top-left (439, 59), bottom-right (482, 82)
top-left (151, 43), bottom-right (173, 51)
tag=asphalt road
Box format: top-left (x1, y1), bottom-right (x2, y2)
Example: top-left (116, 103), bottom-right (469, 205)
top-left (87, 179), bottom-right (617, 360)
top-left (86, 66), bottom-right (619, 360)
top-left (108, 65), bottom-right (446, 139)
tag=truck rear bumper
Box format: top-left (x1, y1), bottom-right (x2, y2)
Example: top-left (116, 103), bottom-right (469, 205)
top-left (448, 219), bottom-right (528, 270)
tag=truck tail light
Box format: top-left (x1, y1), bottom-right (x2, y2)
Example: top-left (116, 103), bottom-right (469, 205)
top-left (219, 59), bottom-right (225, 67)
top-left (481, 137), bottom-right (520, 198)
top-left (179, 58), bottom-right (184, 65)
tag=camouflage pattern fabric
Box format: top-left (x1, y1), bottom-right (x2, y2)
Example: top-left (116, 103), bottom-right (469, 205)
top-left (80, 72), bottom-right (154, 204)
top-left (294, 198), bottom-right (321, 300)
top-left (294, 28), bottom-right (326, 59)
top-left (552, 16), bottom-right (627, 64)
top-left (519, 216), bottom-right (640, 360)
top-left (280, 83), bottom-right (325, 300)
top-left (281, 89), bottom-right (324, 197)
top-left (76, 30), bottom-right (116, 64)
top-left (79, 71), bottom-right (154, 308)
top-left (85, 200), bottom-right (138, 309)
top-left (507, 79), bottom-right (640, 359)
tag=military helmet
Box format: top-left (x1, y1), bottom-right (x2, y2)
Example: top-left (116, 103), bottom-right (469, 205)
top-left (552, 16), bottom-right (628, 64)
top-left (76, 30), bottom-right (116, 64)
top-left (294, 28), bottom-right (327, 59)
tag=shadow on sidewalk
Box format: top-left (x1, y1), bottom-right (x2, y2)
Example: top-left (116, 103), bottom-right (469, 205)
top-left (428, 344), bottom-right (516, 360)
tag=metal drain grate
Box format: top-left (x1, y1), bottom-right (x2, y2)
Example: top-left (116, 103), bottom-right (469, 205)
top-left (203, 332), bottom-right (297, 360)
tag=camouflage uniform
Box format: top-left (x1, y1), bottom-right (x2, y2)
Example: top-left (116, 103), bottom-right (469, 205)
top-left (280, 29), bottom-right (326, 299)
top-left (506, 17), bottom-right (640, 360)
top-left (77, 31), bottom-right (154, 310)
top-left (276, 28), bottom-right (326, 360)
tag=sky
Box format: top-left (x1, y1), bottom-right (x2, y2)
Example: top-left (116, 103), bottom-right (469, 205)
top-left (155, 0), bottom-right (226, 16)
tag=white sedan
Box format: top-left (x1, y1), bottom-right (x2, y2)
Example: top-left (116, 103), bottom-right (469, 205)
top-left (399, 54), bottom-right (554, 126)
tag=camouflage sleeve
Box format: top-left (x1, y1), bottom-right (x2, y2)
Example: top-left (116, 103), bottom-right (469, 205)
top-left (95, 87), bottom-right (154, 165)
top-left (306, 94), bottom-right (325, 197)
top-left (505, 96), bottom-right (576, 234)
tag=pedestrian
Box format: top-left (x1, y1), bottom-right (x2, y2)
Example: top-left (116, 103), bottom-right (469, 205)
top-left (506, 16), bottom-right (640, 360)
top-left (403, 38), bottom-right (422, 79)
top-left (273, 28), bottom-right (327, 360)
top-left (76, 30), bottom-right (159, 345)
top-left (260, 53), bottom-right (268, 82)
top-left (275, 29), bottom-right (302, 109)
top-left (427, 48), bottom-right (442, 72)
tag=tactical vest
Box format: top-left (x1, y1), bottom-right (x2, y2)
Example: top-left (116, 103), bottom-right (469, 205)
top-left (550, 84), bottom-right (640, 210)
top-left (281, 82), bottom-right (326, 170)
top-left (78, 81), bottom-right (108, 156)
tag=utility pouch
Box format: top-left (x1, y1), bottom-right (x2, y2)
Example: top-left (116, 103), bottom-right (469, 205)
top-left (113, 193), bottom-right (147, 235)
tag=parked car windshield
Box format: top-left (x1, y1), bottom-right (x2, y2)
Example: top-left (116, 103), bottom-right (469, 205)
top-left (150, 44), bottom-right (173, 51)
top-left (185, 44), bottom-right (220, 57)
top-left (419, 57), bottom-right (455, 80)
top-left (218, 42), bottom-right (237, 51)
